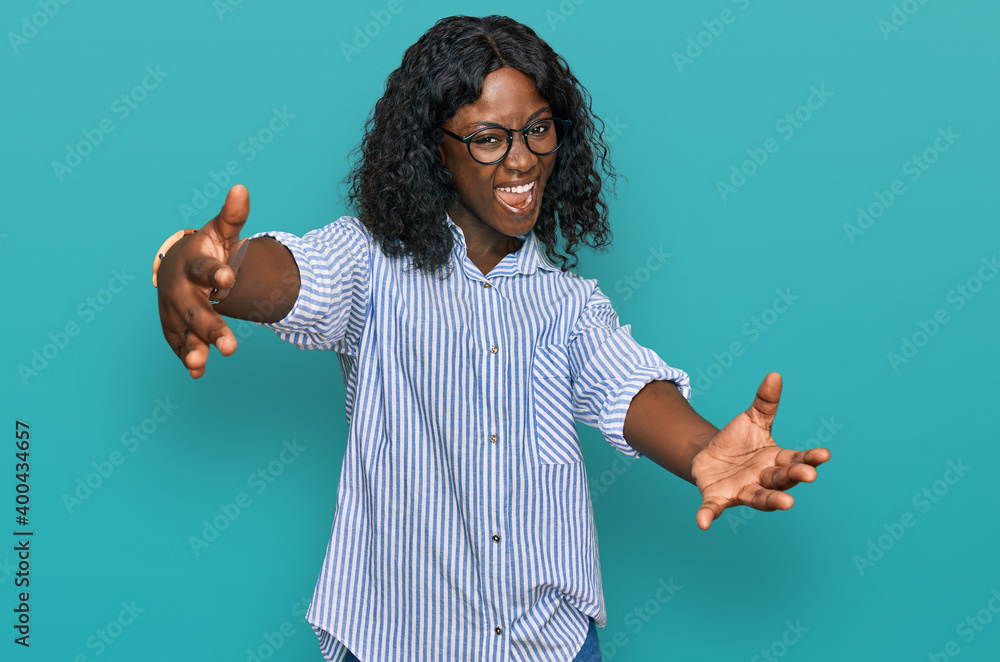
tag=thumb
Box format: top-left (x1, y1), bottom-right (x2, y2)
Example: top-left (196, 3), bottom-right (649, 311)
top-left (746, 372), bottom-right (782, 430)
top-left (696, 498), bottom-right (726, 531)
top-left (208, 184), bottom-right (250, 244)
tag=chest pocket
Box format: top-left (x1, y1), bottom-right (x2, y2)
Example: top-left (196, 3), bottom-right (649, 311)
top-left (531, 344), bottom-right (583, 465)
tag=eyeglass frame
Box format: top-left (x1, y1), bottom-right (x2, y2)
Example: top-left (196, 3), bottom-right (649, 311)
top-left (440, 117), bottom-right (572, 166)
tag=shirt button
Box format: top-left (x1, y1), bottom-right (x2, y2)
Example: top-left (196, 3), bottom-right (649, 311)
top-left (483, 282), bottom-right (492, 289)
top-left (490, 346), bottom-right (498, 354)
top-left (489, 434), bottom-right (498, 443)
top-left (492, 534), bottom-right (500, 543)
top-left (495, 626), bottom-right (503, 635)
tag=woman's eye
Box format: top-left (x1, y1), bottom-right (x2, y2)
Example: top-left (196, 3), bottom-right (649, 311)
top-left (473, 134), bottom-right (502, 145)
top-left (529, 123), bottom-right (551, 135)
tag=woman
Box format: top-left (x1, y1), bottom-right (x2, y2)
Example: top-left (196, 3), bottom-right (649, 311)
top-left (154, 15), bottom-right (829, 662)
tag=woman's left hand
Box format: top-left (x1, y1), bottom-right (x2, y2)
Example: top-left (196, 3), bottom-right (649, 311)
top-left (690, 372), bottom-right (831, 530)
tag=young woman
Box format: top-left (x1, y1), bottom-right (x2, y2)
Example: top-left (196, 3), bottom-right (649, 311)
top-left (154, 15), bottom-right (829, 662)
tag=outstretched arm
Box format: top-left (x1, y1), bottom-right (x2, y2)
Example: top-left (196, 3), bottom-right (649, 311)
top-left (622, 379), bottom-right (718, 484)
top-left (156, 185), bottom-right (300, 378)
top-left (623, 373), bottom-right (830, 530)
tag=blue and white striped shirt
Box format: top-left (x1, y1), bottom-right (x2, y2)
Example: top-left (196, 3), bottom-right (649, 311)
top-left (254, 215), bottom-right (690, 662)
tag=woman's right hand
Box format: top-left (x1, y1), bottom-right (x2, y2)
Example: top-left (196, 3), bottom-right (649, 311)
top-left (156, 185), bottom-right (250, 379)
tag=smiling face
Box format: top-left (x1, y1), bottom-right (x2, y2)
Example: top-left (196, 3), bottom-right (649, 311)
top-left (438, 67), bottom-right (557, 252)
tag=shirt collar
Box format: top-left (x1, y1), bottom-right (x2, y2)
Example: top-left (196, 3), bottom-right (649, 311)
top-left (445, 214), bottom-right (560, 278)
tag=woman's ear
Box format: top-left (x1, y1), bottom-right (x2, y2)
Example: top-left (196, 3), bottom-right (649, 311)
top-left (436, 142), bottom-right (446, 167)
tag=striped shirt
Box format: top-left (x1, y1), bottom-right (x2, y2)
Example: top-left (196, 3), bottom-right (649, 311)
top-left (253, 215), bottom-right (690, 662)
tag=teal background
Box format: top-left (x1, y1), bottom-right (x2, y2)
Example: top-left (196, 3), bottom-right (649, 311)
top-left (2, 0), bottom-right (998, 660)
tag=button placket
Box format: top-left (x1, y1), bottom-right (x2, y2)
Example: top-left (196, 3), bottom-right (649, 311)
top-left (480, 275), bottom-right (511, 647)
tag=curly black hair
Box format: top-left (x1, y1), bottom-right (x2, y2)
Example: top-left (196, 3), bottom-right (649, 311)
top-left (346, 15), bottom-right (617, 274)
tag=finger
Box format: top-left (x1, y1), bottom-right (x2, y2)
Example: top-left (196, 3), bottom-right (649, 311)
top-left (162, 324), bottom-right (210, 379)
top-left (696, 497), bottom-right (729, 530)
top-left (773, 447), bottom-right (832, 468)
top-left (746, 372), bottom-right (782, 430)
top-left (182, 331), bottom-right (211, 376)
top-left (211, 184), bottom-right (250, 243)
top-left (759, 463), bottom-right (817, 491)
top-left (801, 447), bottom-right (831, 466)
top-left (737, 484), bottom-right (794, 512)
top-left (186, 254), bottom-right (235, 291)
top-left (176, 298), bottom-right (238, 356)
top-left (161, 297), bottom-right (237, 378)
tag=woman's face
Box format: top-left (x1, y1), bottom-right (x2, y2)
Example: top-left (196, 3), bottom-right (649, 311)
top-left (438, 67), bottom-right (557, 245)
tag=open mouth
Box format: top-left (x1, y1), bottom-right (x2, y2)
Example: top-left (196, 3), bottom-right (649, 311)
top-left (494, 180), bottom-right (537, 214)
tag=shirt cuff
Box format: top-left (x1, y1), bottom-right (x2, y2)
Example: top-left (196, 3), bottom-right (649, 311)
top-left (596, 335), bottom-right (690, 459)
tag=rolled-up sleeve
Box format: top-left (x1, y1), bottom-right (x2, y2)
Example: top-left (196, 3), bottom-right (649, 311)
top-left (249, 216), bottom-right (371, 354)
top-left (568, 284), bottom-right (690, 458)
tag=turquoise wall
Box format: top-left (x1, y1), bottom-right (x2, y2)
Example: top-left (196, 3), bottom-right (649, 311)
top-left (2, 0), bottom-right (998, 660)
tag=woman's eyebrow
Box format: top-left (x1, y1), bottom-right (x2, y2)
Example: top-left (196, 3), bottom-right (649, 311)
top-left (465, 107), bottom-right (553, 130)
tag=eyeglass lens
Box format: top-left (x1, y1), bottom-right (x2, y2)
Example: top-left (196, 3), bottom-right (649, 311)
top-left (467, 119), bottom-right (565, 164)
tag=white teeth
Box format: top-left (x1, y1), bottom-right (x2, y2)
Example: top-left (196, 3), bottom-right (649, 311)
top-left (497, 181), bottom-right (536, 194)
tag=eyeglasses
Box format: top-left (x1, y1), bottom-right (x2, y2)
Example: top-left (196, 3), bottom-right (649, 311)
top-left (441, 117), bottom-right (571, 166)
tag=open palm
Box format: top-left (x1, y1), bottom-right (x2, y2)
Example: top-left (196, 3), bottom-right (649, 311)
top-left (691, 373), bottom-right (831, 530)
